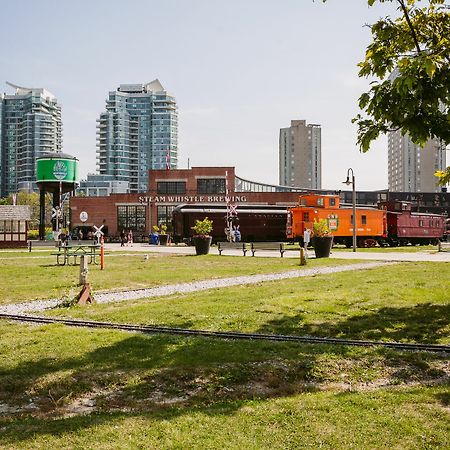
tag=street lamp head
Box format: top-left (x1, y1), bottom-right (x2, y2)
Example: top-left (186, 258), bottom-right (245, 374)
top-left (343, 167), bottom-right (354, 185)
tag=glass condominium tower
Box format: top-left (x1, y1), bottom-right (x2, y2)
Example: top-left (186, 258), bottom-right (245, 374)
top-left (97, 79), bottom-right (178, 193)
top-left (0, 82), bottom-right (62, 197)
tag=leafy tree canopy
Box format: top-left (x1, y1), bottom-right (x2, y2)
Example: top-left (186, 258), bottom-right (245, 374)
top-left (351, 0), bottom-right (450, 185)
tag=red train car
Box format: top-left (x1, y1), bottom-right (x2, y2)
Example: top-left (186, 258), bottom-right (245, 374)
top-left (380, 201), bottom-right (446, 246)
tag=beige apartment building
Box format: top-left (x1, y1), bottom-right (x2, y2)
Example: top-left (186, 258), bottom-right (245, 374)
top-left (279, 120), bottom-right (321, 189)
top-left (388, 130), bottom-right (447, 192)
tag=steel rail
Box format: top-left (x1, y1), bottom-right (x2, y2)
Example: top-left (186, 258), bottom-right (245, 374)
top-left (1, 313), bottom-right (449, 353)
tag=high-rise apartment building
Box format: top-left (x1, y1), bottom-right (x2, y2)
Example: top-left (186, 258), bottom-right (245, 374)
top-left (279, 120), bottom-right (321, 189)
top-left (97, 79), bottom-right (178, 193)
top-left (388, 130), bottom-right (446, 192)
top-left (0, 82), bottom-right (62, 197)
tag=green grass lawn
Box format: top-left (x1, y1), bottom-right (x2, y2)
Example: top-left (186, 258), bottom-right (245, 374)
top-left (0, 251), bottom-right (352, 305)
top-left (0, 321), bottom-right (448, 449)
top-left (0, 252), bottom-right (448, 448)
top-left (46, 262), bottom-right (450, 345)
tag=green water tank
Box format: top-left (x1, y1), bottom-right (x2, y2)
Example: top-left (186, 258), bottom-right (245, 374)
top-left (36, 152), bottom-right (79, 185)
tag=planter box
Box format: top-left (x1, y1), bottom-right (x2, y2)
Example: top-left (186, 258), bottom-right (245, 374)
top-left (312, 236), bottom-right (334, 258)
top-left (193, 236), bottom-right (212, 255)
top-left (159, 234), bottom-right (169, 246)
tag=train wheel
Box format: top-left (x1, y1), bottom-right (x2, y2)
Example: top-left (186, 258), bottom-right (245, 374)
top-left (357, 239), bottom-right (367, 248)
top-left (388, 238), bottom-right (399, 247)
top-left (366, 239), bottom-right (377, 248)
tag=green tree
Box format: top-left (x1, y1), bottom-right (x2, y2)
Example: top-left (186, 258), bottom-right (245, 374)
top-left (352, 0), bottom-right (450, 185)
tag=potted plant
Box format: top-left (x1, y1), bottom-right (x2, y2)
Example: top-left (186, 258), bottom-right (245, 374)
top-left (191, 217), bottom-right (213, 255)
top-left (311, 218), bottom-right (334, 258)
top-left (150, 225), bottom-right (160, 245)
top-left (158, 224), bottom-right (169, 246)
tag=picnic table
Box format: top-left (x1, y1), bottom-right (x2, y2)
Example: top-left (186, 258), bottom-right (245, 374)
top-left (53, 241), bottom-right (101, 265)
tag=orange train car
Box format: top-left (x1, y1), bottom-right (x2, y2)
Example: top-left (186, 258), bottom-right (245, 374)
top-left (286, 194), bottom-right (387, 247)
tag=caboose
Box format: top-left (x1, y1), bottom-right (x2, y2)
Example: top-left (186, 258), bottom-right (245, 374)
top-left (287, 194), bottom-right (387, 247)
top-left (380, 201), bottom-right (446, 246)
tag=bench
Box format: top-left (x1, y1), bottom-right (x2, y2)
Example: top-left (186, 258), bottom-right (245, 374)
top-left (52, 243), bottom-right (101, 266)
top-left (73, 240), bottom-right (97, 246)
top-left (217, 241), bottom-right (248, 256)
top-left (438, 241), bottom-right (450, 252)
top-left (28, 240), bottom-right (58, 251)
top-left (250, 242), bottom-right (291, 257)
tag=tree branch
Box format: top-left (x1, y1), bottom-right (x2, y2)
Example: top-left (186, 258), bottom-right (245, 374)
top-left (397, 0), bottom-right (422, 54)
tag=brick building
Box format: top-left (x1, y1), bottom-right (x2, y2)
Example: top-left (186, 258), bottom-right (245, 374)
top-left (70, 167), bottom-right (301, 240)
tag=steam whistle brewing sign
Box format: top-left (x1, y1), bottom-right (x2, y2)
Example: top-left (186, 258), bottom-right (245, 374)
top-left (52, 161), bottom-right (68, 180)
top-left (138, 195), bottom-right (248, 204)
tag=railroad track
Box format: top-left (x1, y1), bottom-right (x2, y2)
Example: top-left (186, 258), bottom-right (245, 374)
top-left (1, 313), bottom-right (449, 353)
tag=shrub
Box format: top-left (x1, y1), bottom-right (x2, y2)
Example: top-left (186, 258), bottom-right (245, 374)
top-left (27, 229), bottom-right (39, 240)
top-left (191, 217), bottom-right (213, 237)
top-left (312, 218), bottom-right (332, 237)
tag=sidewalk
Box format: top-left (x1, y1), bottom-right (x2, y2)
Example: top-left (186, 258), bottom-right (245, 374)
top-left (104, 243), bottom-right (450, 262)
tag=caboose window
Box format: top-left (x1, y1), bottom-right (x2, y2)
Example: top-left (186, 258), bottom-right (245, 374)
top-left (303, 212), bottom-right (309, 222)
top-left (317, 198), bottom-right (324, 206)
top-left (361, 215), bottom-right (367, 225)
top-left (329, 198), bottom-right (336, 206)
top-left (419, 219), bottom-right (424, 227)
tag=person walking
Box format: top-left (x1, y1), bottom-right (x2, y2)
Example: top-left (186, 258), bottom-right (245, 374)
top-left (120, 229), bottom-right (126, 247)
top-left (127, 229), bottom-right (134, 247)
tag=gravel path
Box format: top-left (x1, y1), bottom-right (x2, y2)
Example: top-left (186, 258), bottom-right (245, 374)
top-left (0, 261), bottom-right (392, 315)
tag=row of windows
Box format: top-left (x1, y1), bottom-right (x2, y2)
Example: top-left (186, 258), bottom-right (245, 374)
top-left (197, 178), bottom-right (226, 194)
top-left (115, 205), bottom-right (175, 232)
top-left (0, 220), bottom-right (27, 232)
top-left (157, 181), bottom-right (186, 194)
top-left (117, 205), bottom-right (146, 232)
top-left (156, 179), bottom-right (227, 195)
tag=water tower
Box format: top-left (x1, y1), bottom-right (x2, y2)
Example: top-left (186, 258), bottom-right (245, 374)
top-left (36, 152), bottom-right (79, 240)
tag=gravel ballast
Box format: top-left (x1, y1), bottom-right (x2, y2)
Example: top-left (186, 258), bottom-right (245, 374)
top-left (0, 261), bottom-right (391, 315)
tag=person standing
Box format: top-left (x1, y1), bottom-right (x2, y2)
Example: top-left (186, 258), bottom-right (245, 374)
top-left (128, 229), bottom-right (134, 247)
top-left (234, 225), bottom-right (241, 242)
top-left (120, 229), bottom-right (126, 247)
top-left (303, 228), bottom-right (311, 253)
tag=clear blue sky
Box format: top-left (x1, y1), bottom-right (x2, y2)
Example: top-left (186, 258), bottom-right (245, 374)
top-left (0, 0), bottom-right (400, 190)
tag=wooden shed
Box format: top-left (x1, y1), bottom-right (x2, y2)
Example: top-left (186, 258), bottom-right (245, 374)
top-left (0, 205), bottom-right (31, 248)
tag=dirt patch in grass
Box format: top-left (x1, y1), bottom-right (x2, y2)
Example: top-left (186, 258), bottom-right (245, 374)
top-left (2, 358), bottom-right (448, 419)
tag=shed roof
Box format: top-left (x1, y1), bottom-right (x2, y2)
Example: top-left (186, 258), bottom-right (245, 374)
top-left (0, 205), bottom-right (31, 220)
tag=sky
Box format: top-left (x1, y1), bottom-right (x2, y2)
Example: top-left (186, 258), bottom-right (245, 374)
top-left (0, 0), bottom-right (401, 191)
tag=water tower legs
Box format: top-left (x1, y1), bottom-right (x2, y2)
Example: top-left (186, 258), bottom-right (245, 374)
top-left (39, 190), bottom-right (46, 240)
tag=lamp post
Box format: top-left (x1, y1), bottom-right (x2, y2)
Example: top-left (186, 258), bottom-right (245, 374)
top-left (343, 168), bottom-right (357, 252)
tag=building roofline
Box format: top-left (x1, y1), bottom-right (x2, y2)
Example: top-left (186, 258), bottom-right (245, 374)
top-left (5, 81), bottom-right (56, 100)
